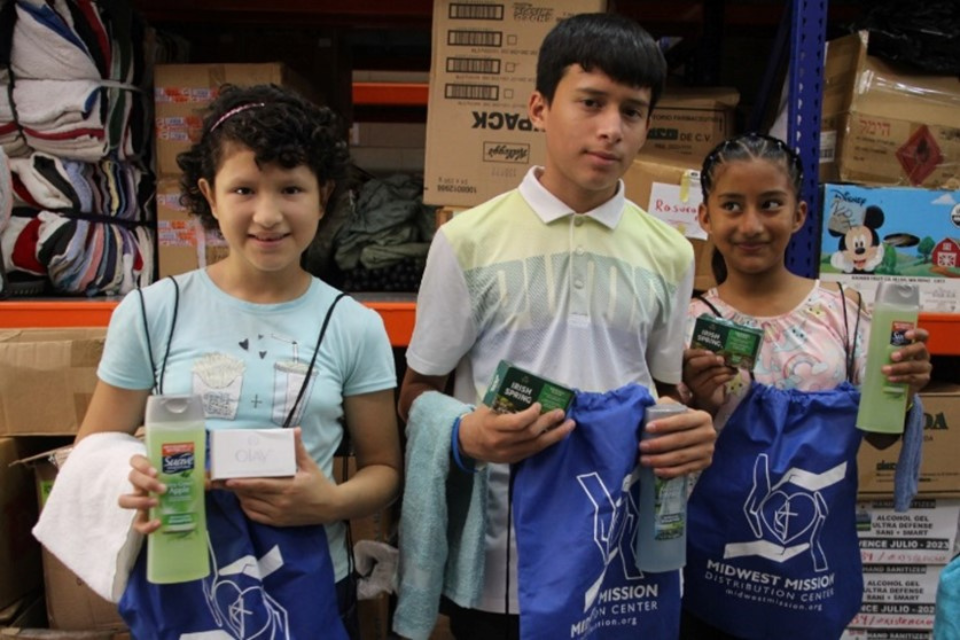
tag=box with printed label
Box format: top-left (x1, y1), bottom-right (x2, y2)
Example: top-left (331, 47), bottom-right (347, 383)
top-left (818, 184), bottom-right (960, 313)
top-left (154, 63), bottom-right (319, 176)
top-left (857, 383), bottom-right (960, 497)
top-left (423, 0), bottom-right (605, 207)
top-left (156, 177), bottom-right (228, 279)
top-left (621, 155), bottom-right (716, 291)
top-left (639, 87), bottom-right (739, 161)
top-left (821, 31), bottom-right (960, 189)
top-left (856, 498), bottom-right (959, 566)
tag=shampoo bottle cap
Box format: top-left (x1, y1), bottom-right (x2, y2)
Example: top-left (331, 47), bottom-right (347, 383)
top-left (146, 395), bottom-right (204, 425)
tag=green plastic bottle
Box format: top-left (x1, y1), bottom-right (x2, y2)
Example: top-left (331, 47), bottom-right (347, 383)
top-left (856, 283), bottom-right (920, 434)
top-left (145, 394), bottom-right (210, 584)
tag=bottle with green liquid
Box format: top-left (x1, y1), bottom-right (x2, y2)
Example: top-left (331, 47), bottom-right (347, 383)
top-left (145, 394), bottom-right (210, 584)
top-left (856, 282), bottom-right (920, 434)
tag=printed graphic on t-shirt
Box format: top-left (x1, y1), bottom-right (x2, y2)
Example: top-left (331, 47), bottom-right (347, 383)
top-left (189, 332), bottom-right (318, 426)
top-left (193, 353), bottom-right (246, 419)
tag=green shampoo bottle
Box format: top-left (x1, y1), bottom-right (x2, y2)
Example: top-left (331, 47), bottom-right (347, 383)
top-left (145, 394), bottom-right (210, 584)
top-left (856, 283), bottom-right (920, 434)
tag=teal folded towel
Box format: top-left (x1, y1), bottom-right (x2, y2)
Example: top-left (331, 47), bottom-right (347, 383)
top-left (393, 392), bottom-right (487, 640)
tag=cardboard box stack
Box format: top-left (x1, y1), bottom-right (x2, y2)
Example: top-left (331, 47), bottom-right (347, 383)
top-left (845, 383), bottom-right (960, 638)
top-left (821, 31), bottom-right (960, 190)
top-left (0, 328), bottom-right (128, 635)
top-left (423, 0), bottom-right (606, 208)
top-left (153, 63), bottom-right (319, 278)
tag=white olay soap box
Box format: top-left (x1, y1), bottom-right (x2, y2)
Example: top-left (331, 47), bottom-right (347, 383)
top-left (210, 428), bottom-right (296, 480)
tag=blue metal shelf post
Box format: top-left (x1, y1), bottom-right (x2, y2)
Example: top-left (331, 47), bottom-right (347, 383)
top-left (785, 0), bottom-right (828, 277)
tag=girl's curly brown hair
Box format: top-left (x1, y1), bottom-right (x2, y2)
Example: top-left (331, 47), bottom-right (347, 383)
top-left (176, 83), bottom-right (350, 231)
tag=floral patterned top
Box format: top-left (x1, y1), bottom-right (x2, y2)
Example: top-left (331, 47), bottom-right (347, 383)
top-left (685, 280), bottom-right (869, 432)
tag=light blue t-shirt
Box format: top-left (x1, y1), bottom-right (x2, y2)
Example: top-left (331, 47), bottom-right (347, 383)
top-left (99, 270), bottom-right (397, 579)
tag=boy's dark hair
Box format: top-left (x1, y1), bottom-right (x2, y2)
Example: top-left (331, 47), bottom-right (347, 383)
top-left (177, 84), bottom-right (350, 230)
top-left (700, 132), bottom-right (805, 285)
top-left (536, 13), bottom-right (667, 109)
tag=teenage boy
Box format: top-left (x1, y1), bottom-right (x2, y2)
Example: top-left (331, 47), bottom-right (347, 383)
top-left (394, 12), bottom-right (717, 640)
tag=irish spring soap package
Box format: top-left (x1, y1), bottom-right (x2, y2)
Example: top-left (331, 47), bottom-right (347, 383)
top-left (483, 360), bottom-right (574, 415)
top-left (691, 314), bottom-right (764, 370)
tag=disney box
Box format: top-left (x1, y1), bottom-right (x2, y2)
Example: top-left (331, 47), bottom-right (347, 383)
top-left (819, 184), bottom-right (960, 312)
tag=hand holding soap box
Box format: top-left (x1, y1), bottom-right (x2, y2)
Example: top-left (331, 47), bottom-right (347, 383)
top-left (483, 360), bottom-right (574, 415)
top-left (690, 314), bottom-right (763, 370)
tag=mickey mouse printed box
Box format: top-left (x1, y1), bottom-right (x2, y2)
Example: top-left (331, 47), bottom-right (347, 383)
top-left (819, 184), bottom-right (960, 312)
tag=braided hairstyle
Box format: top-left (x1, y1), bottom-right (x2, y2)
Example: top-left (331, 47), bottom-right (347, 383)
top-left (177, 84), bottom-right (350, 231)
top-left (700, 133), bottom-right (804, 284)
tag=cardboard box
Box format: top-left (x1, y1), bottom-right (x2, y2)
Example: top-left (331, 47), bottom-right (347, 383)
top-left (422, 0), bottom-right (606, 207)
top-left (156, 177), bottom-right (228, 279)
top-left (640, 87), bottom-right (739, 161)
top-left (154, 63), bottom-right (319, 176)
top-left (818, 184), bottom-right (960, 313)
top-left (821, 31), bottom-right (960, 189)
top-left (0, 439), bottom-right (44, 611)
top-left (621, 156), bottom-right (716, 291)
top-left (18, 447), bottom-right (127, 633)
top-left (0, 329), bottom-right (105, 436)
top-left (857, 383), bottom-right (960, 497)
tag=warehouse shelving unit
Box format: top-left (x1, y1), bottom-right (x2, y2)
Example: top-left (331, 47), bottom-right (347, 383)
top-left (2, 0), bottom-right (958, 356)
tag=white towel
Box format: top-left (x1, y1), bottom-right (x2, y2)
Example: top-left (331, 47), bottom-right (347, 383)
top-left (32, 431), bottom-right (146, 603)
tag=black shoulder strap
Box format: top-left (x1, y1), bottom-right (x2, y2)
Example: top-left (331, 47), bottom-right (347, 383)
top-left (136, 276), bottom-right (180, 394)
top-left (282, 292), bottom-right (348, 429)
top-left (695, 292), bottom-right (724, 318)
top-left (837, 283), bottom-right (862, 383)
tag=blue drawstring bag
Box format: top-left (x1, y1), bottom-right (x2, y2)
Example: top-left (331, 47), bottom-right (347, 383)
top-left (119, 489), bottom-right (348, 640)
top-left (512, 384), bottom-right (681, 640)
top-left (684, 382), bottom-right (864, 640)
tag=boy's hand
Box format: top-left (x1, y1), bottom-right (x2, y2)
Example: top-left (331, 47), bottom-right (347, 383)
top-left (638, 402), bottom-right (716, 478)
top-left (118, 453), bottom-right (163, 535)
top-left (682, 348), bottom-right (736, 416)
top-left (218, 428), bottom-right (340, 527)
top-left (883, 328), bottom-right (933, 400)
top-left (458, 404), bottom-right (575, 465)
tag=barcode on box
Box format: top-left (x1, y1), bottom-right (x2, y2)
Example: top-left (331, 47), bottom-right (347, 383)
top-left (445, 84), bottom-right (499, 100)
top-left (447, 57), bottom-right (501, 74)
top-left (449, 3), bottom-right (504, 20)
top-left (448, 30), bottom-right (503, 47)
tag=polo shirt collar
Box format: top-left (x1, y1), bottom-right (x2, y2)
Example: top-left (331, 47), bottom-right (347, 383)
top-left (518, 166), bottom-right (625, 229)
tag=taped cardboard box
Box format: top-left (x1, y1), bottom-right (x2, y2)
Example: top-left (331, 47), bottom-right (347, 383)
top-left (0, 329), bottom-right (105, 436)
top-left (821, 31), bottom-right (960, 189)
top-left (622, 156), bottom-right (716, 292)
top-left (422, 0), bottom-right (606, 207)
top-left (154, 63), bottom-right (319, 176)
top-left (156, 177), bottom-right (228, 279)
top-left (857, 382), bottom-right (960, 497)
